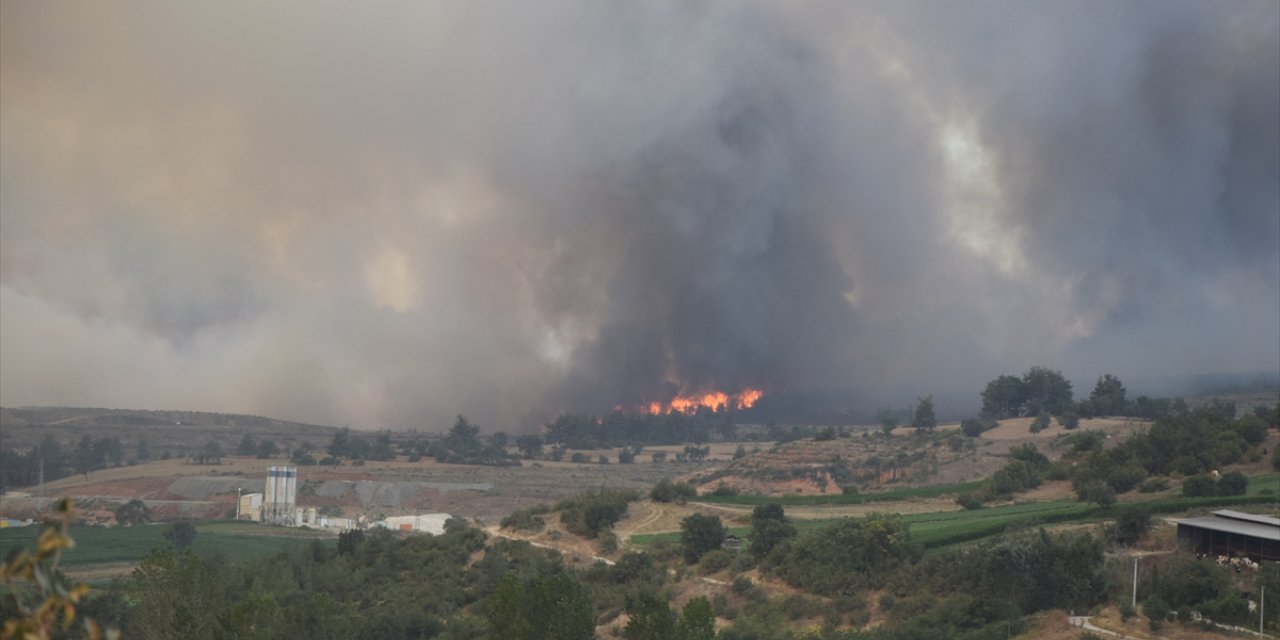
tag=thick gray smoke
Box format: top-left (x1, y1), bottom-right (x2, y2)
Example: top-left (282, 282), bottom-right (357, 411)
top-left (2, 1), bottom-right (1277, 429)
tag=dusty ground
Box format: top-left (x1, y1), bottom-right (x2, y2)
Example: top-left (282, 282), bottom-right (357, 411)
top-left (1074, 604), bottom-right (1256, 639)
top-left (3, 414), bottom-right (1270, 532)
top-left (980, 416), bottom-right (1147, 442)
top-left (682, 416), bottom-right (1161, 500)
top-left (0, 453), bottom-right (727, 523)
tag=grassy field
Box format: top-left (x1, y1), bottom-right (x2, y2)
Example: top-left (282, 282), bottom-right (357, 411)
top-left (632, 473), bottom-right (1280, 549)
top-left (691, 480), bottom-right (986, 507)
top-left (0, 521), bottom-right (331, 567)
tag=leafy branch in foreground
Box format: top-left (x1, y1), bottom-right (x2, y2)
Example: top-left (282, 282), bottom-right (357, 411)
top-left (0, 498), bottom-right (116, 639)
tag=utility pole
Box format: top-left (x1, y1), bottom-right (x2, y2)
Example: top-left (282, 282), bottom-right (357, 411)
top-left (236, 487), bottom-right (242, 520)
top-left (1260, 585), bottom-right (1265, 637)
top-left (1132, 555), bottom-right (1139, 609)
top-left (37, 458), bottom-right (44, 514)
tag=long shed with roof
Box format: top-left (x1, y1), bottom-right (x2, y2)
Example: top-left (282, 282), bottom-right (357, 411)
top-left (1175, 510), bottom-right (1280, 562)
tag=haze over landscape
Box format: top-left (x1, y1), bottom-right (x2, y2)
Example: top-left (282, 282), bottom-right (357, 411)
top-left (2, 1), bottom-right (1277, 430)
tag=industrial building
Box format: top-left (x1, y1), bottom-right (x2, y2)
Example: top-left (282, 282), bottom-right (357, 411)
top-left (381, 513), bottom-right (452, 535)
top-left (234, 465), bottom-right (356, 530)
top-left (1176, 510), bottom-right (1280, 562)
top-left (262, 465), bottom-right (298, 526)
top-left (237, 492), bottom-right (263, 522)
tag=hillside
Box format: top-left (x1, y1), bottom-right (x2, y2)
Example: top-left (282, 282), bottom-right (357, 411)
top-left (684, 417), bottom-right (1147, 497)
top-left (0, 406), bottom-right (340, 457)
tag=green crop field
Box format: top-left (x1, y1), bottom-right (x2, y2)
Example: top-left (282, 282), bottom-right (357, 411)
top-left (631, 474), bottom-right (1280, 549)
top-left (691, 480), bottom-right (985, 507)
top-left (0, 521), bottom-right (332, 567)
top-left (1242, 472), bottom-right (1279, 495)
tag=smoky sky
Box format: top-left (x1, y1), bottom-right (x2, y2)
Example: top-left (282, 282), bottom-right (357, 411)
top-left (2, 1), bottom-right (1277, 430)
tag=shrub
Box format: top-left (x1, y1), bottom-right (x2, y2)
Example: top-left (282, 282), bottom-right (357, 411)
top-left (1199, 592), bottom-right (1250, 625)
top-left (1030, 412), bottom-right (1051, 433)
top-left (1119, 602), bottom-right (1135, 622)
top-left (557, 489), bottom-right (636, 539)
top-left (777, 514), bottom-right (918, 595)
top-left (1111, 506), bottom-right (1151, 546)
top-left (779, 594), bottom-right (824, 621)
top-left (1143, 595), bottom-right (1170, 631)
top-left (650, 479), bottom-right (697, 504)
top-left (955, 493), bottom-right (983, 510)
top-left (1138, 477), bottom-right (1169, 493)
top-left (680, 514), bottom-right (726, 564)
top-left (1216, 471), bottom-right (1247, 496)
top-left (1076, 480), bottom-right (1115, 508)
top-left (1181, 474), bottom-right (1217, 497)
top-left (113, 499), bottom-right (152, 527)
top-left (1045, 460), bottom-right (1074, 481)
top-left (878, 593), bottom-right (895, 611)
top-left (731, 552), bottom-right (756, 573)
top-left (750, 504), bottom-right (796, 561)
top-left (598, 528), bottom-right (618, 554)
top-left (711, 483), bottom-right (738, 497)
top-left (1104, 464), bottom-right (1147, 493)
top-left (960, 418), bottom-right (987, 438)
top-left (501, 506), bottom-right (549, 532)
top-left (1059, 410), bottom-right (1080, 430)
top-left (699, 549), bottom-right (733, 574)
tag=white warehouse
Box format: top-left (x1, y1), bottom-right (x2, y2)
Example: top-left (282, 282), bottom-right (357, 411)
top-left (383, 514), bottom-right (452, 535)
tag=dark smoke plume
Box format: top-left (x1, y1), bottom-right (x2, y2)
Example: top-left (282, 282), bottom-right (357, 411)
top-left (2, 1), bottom-right (1276, 429)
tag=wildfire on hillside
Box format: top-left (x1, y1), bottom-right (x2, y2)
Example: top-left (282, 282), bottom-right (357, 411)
top-left (644, 388), bottom-right (763, 415)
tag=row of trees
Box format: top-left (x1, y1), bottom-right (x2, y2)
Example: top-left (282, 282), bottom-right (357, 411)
top-left (17, 492), bottom-right (1276, 639)
top-left (876, 396), bottom-right (937, 435)
top-left (543, 410), bottom-right (736, 450)
top-left (1136, 554), bottom-right (1276, 630)
top-left (980, 367), bottom-right (1077, 419)
top-left (235, 434), bottom-right (280, 459)
top-left (315, 415), bottom-right (731, 468)
top-left (659, 500), bottom-right (1121, 638)
top-left (977, 368), bottom-right (1250, 426)
top-left (321, 417), bottom-right (517, 467)
top-left (955, 396), bottom-right (1275, 508)
top-left (65, 519), bottom-right (705, 639)
top-left (0, 434), bottom-right (161, 493)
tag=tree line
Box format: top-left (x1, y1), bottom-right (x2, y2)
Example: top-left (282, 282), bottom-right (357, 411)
top-left (0, 434), bottom-right (162, 493)
top-left (11, 493), bottom-right (1278, 639)
top-left (955, 393), bottom-right (1275, 509)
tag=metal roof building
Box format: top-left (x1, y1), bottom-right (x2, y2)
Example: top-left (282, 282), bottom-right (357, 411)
top-left (1176, 510), bottom-right (1280, 562)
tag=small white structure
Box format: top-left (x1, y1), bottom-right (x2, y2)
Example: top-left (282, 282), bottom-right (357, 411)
top-left (319, 517), bottom-right (356, 530)
top-left (237, 492), bottom-right (263, 522)
top-left (383, 513), bottom-right (452, 535)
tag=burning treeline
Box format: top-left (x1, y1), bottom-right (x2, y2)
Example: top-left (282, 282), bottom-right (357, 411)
top-left (644, 388), bottom-right (763, 415)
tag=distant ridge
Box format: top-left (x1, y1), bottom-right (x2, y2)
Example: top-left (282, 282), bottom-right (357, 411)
top-left (0, 406), bottom-right (339, 431)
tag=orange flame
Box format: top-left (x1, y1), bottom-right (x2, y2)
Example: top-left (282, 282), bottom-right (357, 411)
top-left (737, 388), bottom-right (762, 408)
top-left (645, 388), bottom-right (763, 414)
